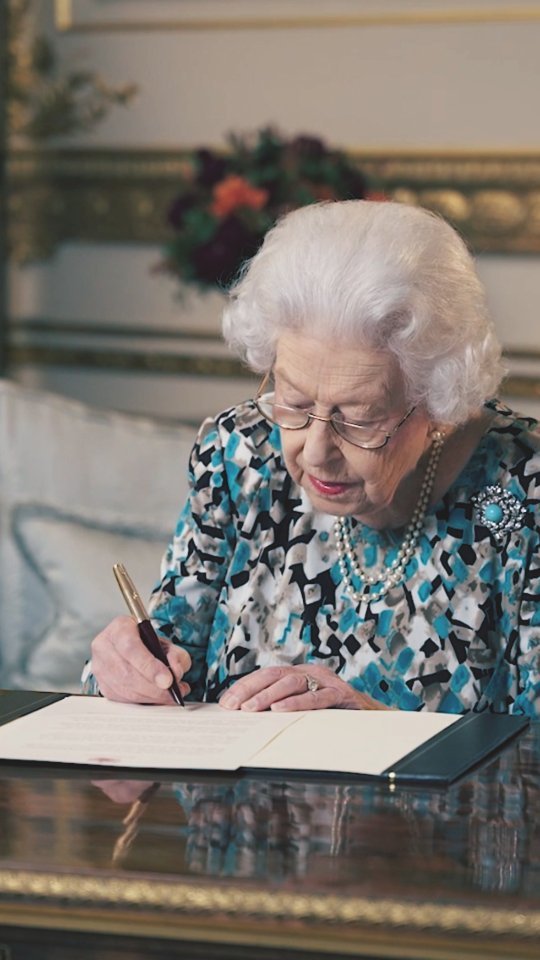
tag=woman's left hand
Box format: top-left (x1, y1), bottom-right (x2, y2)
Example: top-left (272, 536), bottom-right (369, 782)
top-left (219, 665), bottom-right (390, 712)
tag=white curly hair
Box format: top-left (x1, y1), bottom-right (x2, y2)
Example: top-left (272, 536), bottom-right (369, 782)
top-left (222, 200), bottom-right (504, 424)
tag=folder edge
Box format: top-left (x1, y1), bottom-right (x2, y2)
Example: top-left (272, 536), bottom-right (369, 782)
top-left (382, 712), bottom-right (530, 785)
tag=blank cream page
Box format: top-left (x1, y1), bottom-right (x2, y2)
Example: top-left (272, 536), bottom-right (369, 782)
top-left (249, 710), bottom-right (458, 776)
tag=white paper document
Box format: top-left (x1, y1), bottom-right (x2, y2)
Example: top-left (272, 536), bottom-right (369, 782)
top-left (0, 698), bottom-right (302, 770)
top-left (250, 709), bottom-right (457, 775)
top-left (0, 696), bottom-right (458, 776)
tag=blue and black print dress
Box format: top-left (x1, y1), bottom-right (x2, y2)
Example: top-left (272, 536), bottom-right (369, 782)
top-left (149, 399), bottom-right (540, 715)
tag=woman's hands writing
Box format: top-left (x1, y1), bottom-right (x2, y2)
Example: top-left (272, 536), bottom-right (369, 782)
top-left (219, 665), bottom-right (389, 712)
top-left (91, 615), bottom-right (191, 704)
top-left (90, 622), bottom-right (387, 711)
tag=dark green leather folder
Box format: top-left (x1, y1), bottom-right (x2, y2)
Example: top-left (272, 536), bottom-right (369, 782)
top-left (380, 711), bottom-right (530, 785)
top-left (0, 690), bottom-right (67, 726)
top-left (0, 690), bottom-right (530, 786)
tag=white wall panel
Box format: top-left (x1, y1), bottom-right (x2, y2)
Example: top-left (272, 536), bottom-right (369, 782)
top-left (14, 365), bottom-right (257, 422)
top-left (9, 3), bottom-right (540, 420)
top-left (476, 256), bottom-right (540, 348)
top-left (9, 245), bottom-right (225, 333)
top-left (11, 246), bottom-right (540, 350)
top-left (54, 20), bottom-right (540, 149)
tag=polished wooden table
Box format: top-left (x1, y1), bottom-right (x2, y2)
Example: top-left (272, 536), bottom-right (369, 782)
top-left (0, 718), bottom-right (539, 959)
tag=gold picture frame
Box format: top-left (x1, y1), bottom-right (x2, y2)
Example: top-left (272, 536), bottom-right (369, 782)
top-left (54, 0), bottom-right (540, 33)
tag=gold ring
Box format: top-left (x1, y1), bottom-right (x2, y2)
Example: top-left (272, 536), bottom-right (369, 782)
top-left (305, 674), bottom-right (320, 693)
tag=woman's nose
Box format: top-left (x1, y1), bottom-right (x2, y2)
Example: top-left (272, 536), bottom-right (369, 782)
top-left (301, 416), bottom-right (341, 466)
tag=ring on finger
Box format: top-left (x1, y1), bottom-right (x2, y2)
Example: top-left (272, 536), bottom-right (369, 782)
top-left (304, 674), bottom-right (320, 693)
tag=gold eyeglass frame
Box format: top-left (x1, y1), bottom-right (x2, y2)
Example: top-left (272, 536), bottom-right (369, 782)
top-left (254, 372), bottom-right (416, 450)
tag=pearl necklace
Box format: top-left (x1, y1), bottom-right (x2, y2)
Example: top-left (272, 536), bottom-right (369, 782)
top-left (334, 430), bottom-right (445, 603)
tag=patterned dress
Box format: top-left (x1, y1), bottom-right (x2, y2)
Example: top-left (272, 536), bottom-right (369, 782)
top-left (149, 399), bottom-right (540, 715)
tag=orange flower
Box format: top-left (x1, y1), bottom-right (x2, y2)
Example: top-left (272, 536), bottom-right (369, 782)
top-left (211, 175), bottom-right (269, 217)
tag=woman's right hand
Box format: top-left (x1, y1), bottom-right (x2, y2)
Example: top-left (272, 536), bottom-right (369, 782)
top-left (90, 615), bottom-right (191, 704)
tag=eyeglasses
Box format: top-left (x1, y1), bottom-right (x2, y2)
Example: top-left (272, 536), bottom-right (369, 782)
top-left (254, 373), bottom-right (416, 450)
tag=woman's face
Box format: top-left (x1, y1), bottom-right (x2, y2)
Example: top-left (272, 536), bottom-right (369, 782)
top-left (274, 331), bottom-right (433, 529)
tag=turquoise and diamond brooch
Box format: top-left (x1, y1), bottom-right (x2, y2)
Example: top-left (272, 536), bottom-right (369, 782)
top-left (472, 483), bottom-right (527, 542)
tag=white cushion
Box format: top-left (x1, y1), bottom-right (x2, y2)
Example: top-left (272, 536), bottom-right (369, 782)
top-left (0, 380), bottom-right (195, 692)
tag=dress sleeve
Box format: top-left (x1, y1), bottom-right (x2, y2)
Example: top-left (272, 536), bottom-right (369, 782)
top-left (148, 416), bottom-right (236, 700)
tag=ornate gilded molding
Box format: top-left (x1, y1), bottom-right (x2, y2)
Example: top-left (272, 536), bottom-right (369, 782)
top-left (54, 1), bottom-right (540, 32)
top-left (505, 346), bottom-right (540, 361)
top-left (7, 323), bottom-right (539, 401)
top-left (0, 867), bottom-right (540, 942)
top-left (8, 148), bottom-right (540, 261)
top-left (503, 374), bottom-right (540, 400)
top-left (7, 345), bottom-right (539, 403)
top-left (11, 319), bottom-right (540, 357)
top-left (8, 344), bottom-right (249, 379)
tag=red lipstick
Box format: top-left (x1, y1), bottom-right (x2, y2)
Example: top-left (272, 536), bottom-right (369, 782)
top-left (309, 476), bottom-right (353, 497)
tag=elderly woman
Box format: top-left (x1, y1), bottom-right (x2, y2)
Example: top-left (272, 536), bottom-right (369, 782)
top-left (89, 200), bottom-right (539, 714)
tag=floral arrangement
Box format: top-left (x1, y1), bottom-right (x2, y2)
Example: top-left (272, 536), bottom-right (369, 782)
top-left (162, 127), bottom-right (373, 291)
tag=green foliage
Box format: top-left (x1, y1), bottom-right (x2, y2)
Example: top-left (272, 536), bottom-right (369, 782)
top-left (7, 0), bottom-right (137, 140)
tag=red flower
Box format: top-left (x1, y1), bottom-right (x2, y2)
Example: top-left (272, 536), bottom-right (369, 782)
top-left (366, 191), bottom-right (389, 203)
top-left (211, 175), bottom-right (269, 218)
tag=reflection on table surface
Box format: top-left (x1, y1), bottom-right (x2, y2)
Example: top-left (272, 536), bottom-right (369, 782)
top-left (0, 720), bottom-right (539, 907)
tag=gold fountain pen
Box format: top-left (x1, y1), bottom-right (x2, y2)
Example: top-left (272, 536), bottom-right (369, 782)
top-left (113, 562), bottom-right (184, 706)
